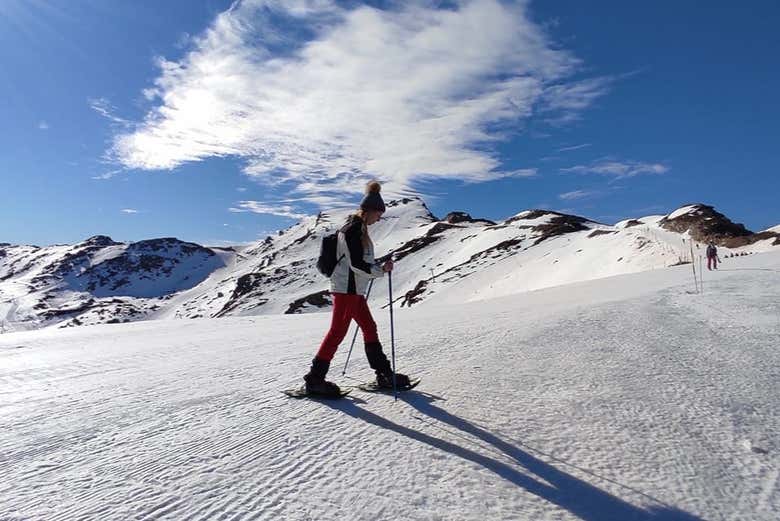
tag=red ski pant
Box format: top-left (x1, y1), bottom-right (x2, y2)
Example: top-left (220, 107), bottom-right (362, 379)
top-left (707, 256), bottom-right (717, 270)
top-left (316, 293), bottom-right (378, 362)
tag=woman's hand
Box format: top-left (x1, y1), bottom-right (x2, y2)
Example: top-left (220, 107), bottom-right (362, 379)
top-left (382, 260), bottom-right (394, 272)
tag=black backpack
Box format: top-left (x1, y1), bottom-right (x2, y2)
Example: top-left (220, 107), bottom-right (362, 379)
top-left (317, 232), bottom-right (345, 277)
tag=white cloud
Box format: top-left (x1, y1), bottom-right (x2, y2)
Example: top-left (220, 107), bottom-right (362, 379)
top-left (561, 159), bottom-right (669, 179)
top-left (110, 0), bottom-right (607, 213)
top-left (462, 167), bottom-right (537, 183)
top-left (38, 121), bottom-right (50, 130)
top-left (92, 169), bottom-right (124, 180)
top-left (229, 200), bottom-right (308, 219)
top-left (502, 168), bottom-right (538, 179)
top-left (121, 208), bottom-right (139, 214)
top-left (558, 189), bottom-right (599, 201)
top-left (557, 143), bottom-right (591, 152)
top-left (89, 97), bottom-right (129, 125)
top-left (540, 78), bottom-right (612, 125)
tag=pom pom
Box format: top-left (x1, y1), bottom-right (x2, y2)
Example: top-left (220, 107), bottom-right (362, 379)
top-left (365, 180), bottom-right (382, 194)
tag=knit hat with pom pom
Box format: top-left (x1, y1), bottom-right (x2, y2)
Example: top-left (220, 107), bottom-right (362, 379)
top-left (360, 180), bottom-right (385, 212)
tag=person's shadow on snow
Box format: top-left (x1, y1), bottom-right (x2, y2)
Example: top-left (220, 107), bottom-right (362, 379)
top-left (324, 393), bottom-right (702, 521)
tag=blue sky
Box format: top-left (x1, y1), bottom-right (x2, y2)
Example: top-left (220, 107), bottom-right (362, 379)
top-left (1, 0), bottom-right (778, 246)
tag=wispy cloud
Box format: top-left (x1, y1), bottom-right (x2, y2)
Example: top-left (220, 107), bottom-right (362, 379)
top-left (121, 208), bottom-right (139, 214)
top-left (38, 121), bottom-right (50, 130)
top-left (558, 189), bottom-right (600, 201)
top-left (540, 78), bottom-right (612, 125)
top-left (229, 201), bottom-right (308, 220)
top-left (483, 168), bottom-right (538, 181)
top-left (92, 169), bottom-right (124, 180)
top-left (557, 143), bottom-right (591, 152)
top-left (561, 159), bottom-right (669, 179)
top-left (89, 97), bottom-right (129, 125)
top-left (508, 168), bottom-right (539, 178)
top-left (108, 0), bottom-right (608, 215)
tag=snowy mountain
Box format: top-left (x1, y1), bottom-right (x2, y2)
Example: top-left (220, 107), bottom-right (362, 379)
top-left (763, 224), bottom-right (780, 234)
top-left (2, 199), bottom-right (778, 331)
top-left (3, 249), bottom-right (779, 520)
top-left (657, 204), bottom-right (780, 247)
top-left (0, 237), bottom-right (228, 331)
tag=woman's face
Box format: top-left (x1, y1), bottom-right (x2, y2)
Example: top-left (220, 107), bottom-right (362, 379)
top-left (365, 210), bottom-right (384, 225)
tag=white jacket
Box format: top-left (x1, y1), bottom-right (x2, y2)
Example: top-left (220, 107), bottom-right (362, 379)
top-left (330, 216), bottom-right (385, 295)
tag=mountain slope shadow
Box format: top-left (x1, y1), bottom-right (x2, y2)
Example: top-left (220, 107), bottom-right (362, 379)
top-left (324, 397), bottom-right (702, 521)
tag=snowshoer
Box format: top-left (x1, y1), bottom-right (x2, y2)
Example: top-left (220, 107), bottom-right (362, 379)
top-left (303, 181), bottom-right (411, 396)
top-left (706, 242), bottom-right (719, 270)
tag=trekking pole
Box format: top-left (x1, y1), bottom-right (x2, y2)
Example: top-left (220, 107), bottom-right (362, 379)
top-left (388, 270), bottom-right (397, 401)
top-left (342, 278), bottom-right (374, 376)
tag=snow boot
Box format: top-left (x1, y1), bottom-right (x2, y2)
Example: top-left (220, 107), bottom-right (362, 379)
top-left (303, 357), bottom-right (341, 396)
top-left (375, 371), bottom-right (412, 389)
top-left (365, 341), bottom-right (411, 389)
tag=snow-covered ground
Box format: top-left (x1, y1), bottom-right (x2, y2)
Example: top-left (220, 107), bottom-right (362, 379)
top-left (1, 251), bottom-right (779, 520)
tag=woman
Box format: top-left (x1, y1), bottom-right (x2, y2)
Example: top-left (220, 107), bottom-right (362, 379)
top-left (706, 242), bottom-right (719, 270)
top-left (303, 181), bottom-right (410, 395)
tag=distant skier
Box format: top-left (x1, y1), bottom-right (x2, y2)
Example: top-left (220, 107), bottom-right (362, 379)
top-left (706, 242), bottom-right (719, 270)
top-left (302, 181), bottom-right (411, 396)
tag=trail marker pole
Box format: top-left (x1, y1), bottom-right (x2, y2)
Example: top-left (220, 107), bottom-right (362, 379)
top-left (699, 255), bottom-right (704, 294)
top-left (690, 242), bottom-right (699, 293)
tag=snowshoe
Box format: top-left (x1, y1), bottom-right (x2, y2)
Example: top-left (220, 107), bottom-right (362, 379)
top-left (286, 356), bottom-right (351, 399)
top-left (357, 376), bottom-right (421, 393)
top-left (283, 385), bottom-right (351, 399)
top-left (377, 372), bottom-right (412, 389)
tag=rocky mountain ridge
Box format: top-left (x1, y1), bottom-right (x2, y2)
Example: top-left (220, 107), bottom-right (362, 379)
top-left (1, 199), bottom-right (777, 331)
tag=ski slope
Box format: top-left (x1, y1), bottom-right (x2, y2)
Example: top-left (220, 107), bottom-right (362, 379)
top-left (1, 251), bottom-right (779, 520)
